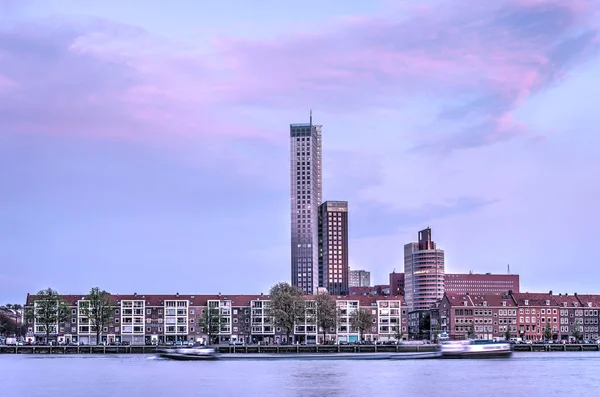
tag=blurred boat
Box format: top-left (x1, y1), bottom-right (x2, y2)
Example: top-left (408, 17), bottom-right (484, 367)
top-left (159, 347), bottom-right (219, 361)
top-left (441, 340), bottom-right (512, 358)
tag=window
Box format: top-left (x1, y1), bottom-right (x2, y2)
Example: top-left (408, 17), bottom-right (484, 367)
top-left (115, 309), bottom-right (120, 315)
top-left (146, 309), bottom-right (151, 315)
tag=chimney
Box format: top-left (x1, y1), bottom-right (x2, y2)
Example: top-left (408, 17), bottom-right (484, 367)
top-left (575, 293), bottom-right (577, 296)
top-left (549, 290), bottom-right (553, 295)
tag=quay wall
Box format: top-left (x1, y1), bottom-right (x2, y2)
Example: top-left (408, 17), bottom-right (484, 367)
top-left (1, 344), bottom-right (598, 354)
top-left (0, 345), bottom-right (438, 355)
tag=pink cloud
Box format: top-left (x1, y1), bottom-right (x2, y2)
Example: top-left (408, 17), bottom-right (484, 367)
top-left (204, 0), bottom-right (598, 150)
top-left (0, 74), bottom-right (17, 91)
top-left (0, 0), bottom-right (598, 153)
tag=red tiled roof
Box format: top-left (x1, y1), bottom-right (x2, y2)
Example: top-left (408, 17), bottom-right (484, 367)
top-left (511, 292), bottom-right (558, 306)
top-left (575, 294), bottom-right (600, 308)
top-left (552, 294), bottom-right (581, 307)
top-left (444, 292), bottom-right (516, 307)
top-left (25, 293), bottom-right (406, 307)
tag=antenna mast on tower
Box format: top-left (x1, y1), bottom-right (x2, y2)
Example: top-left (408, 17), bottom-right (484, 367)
top-left (507, 264), bottom-right (510, 274)
top-left (310, 109), bottom-right (313, 126)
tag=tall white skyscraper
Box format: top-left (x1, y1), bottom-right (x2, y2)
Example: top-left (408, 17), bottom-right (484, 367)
top-left (290, 112), bottom-right (322, 294)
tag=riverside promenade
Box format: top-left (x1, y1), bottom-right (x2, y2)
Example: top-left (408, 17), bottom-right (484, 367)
top-left (512, 343), bottom-right (600, 352)
top-left (0, 344), bottom-right (438, 355)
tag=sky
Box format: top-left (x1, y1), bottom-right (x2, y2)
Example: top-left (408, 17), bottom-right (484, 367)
top-left (1, 0), bottom-right (599, 304)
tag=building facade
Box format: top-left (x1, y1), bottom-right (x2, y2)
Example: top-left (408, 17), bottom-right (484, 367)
top-left (318, 201), bottom-right (349, 295)
top-left (404, 228), bottom-right (445, 312)
top-left (575, 295), bottom-right (600, 341)
top-left (290, 114), bottom-right (323, 294)
top-left (24, 293), bottom-right (407, 345)
top-left (349, 270), bottom-right (371, 287)
top-left (433, 292), bottom-right (518, 341)
top-left (389, 271), bottom-right (405, 296)
top-left (444, 273), bottom-right (520, 294)
top-left (512, 292), bottom-right (560, 341)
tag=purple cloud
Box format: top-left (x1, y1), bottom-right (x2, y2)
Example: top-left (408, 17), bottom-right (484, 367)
top-left (1, 0), bottom-right (598, 155)
top-left (211, 0), bottom-right (599, 150)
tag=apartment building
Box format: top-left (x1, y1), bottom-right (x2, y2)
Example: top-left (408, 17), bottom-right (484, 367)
top-left (24, 293), bottom-right (407, 345)
top-left (433, 292), bottom-right (518, 341)
top-left (573, 294), bottom-right (600, 340)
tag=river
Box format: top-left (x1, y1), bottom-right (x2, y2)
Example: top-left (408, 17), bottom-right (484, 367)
top-left (1, 352), bottom-right (597, 396)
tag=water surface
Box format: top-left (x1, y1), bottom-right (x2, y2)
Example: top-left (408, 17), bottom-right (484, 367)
top-left (1, 352), bottom-right (597, 396)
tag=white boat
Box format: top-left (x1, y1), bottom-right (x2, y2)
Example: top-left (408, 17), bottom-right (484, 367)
top-left (441, 340), bottom-right (512, 358)
top-left (158, 347), bottom-right (219, 361)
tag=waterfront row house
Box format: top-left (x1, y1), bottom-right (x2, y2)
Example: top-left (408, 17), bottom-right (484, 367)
top-left (431, 291), bottom-right (600, 342)
top-left (24, 293), bottom-right (408, 345)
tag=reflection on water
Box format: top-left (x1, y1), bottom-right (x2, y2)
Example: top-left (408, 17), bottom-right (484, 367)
top-left (2, 352), bottom-right (600, 397)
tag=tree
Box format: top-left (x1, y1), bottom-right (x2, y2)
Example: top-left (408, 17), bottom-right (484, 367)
top-left (350, 308), bottom-right (373, 342)
top-left (199, 304), bottom-right (221, 345)
top-left (26, 288), bottom-right (70, 343)
top-left (0, 312), bottom-right (10, 336)
top-left (432, 321), bottom-right (441, 343)
top-left (237, 308), bottom-right (252, 344)
top-left (572, 324), bottom-right (582, 342)
top-left (420, 312), bottom-right (431, 340)
top-left (269, 282), bottom-right (305, 343)
top-left (5, 304), bottom-right (22, 338)
top-left (81, 288), bottom-right (115, 345)
top-left (393, 326), bottom-right (404, 343)
top-left (504, 326), bottom-right (511, 341)
top-left (543, 322), bottom-right (552, 341)
top-left (468, 325), bottom-right (476, 339)
top-left (314, 292), bottom-right (337, 344)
